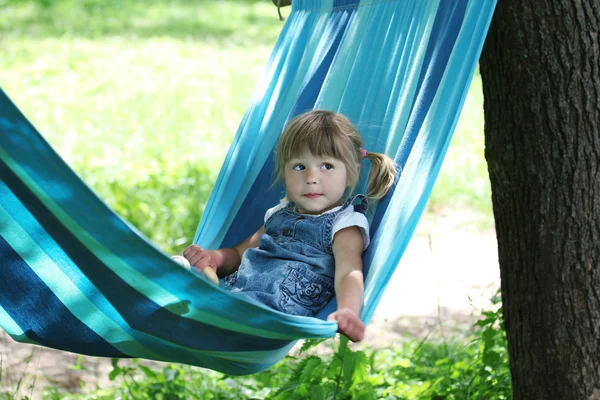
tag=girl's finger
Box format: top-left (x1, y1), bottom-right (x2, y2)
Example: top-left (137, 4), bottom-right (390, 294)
top-left (183, 247), bottom-right (195, 258)
top-left (189, 254), bottom-right (204, 267)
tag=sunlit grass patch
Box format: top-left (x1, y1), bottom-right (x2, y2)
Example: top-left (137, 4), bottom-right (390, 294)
top-left (0, 0), bottom-right (281, 43)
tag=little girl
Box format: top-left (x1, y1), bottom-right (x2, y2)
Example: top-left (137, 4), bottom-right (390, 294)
top-left (182, 110), bottom-right (396, 342)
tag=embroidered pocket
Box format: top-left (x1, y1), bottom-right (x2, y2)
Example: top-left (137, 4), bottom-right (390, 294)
top-left (278, 266), bottom-right (334, 317)
top-left (219, 270), bottom-right (238, 289)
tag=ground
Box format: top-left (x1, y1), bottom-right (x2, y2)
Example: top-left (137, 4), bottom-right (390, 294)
top-left (0, 210), bottom-right (500, 398)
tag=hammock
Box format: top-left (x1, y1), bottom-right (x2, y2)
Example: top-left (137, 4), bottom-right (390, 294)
top-left (0, 0), bottom-right (496, 375)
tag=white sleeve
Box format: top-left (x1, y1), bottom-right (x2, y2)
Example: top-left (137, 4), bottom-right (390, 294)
top-left (331, 208), bottom-right (370, 250)
top-left (264, 201), bottom-right (289, 224)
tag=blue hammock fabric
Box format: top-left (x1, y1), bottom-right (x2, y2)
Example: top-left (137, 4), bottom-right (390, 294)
top-left (0, 0), bottom-right (496, 375)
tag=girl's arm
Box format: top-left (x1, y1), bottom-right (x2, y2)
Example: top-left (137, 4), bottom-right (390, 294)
top-left (183, 226), bottom-right (265, 277)
top-left (328, 226), bottom-right (366, 342)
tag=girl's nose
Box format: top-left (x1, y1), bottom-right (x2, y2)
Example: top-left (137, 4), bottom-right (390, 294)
top-left (305, 168), bottom-right (318, 184)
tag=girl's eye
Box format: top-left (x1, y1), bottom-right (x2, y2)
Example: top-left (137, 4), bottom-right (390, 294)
top-left (321, 163), bottom-right (333, 170)
top-left (293, 164), bottom-right (305, 171)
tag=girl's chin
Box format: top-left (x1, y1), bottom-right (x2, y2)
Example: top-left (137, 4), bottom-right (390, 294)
top-left (297, 202), bottom-right (342, 215)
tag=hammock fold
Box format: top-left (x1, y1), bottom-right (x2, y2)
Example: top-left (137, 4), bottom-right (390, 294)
top-left (0, 0), bottom-right (496, 375)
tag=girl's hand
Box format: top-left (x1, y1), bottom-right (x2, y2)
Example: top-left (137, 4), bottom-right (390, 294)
top-left (327, 308), bottom-right (365, 342)
top-left (183, 244), bottom-right (217, 273)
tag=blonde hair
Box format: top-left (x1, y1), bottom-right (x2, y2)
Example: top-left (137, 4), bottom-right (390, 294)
top-left (275, 110), bottom-right (397, 201)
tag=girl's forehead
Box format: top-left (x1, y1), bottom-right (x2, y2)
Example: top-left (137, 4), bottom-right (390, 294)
top-left (287, 151), bottom-right (343, 162)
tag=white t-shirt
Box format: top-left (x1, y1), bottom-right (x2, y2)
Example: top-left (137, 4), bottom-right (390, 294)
top-left (264, 201), bottom-right (370, 250)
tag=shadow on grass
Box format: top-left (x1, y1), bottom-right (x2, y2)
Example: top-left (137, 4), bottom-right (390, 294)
top-left (1, 0), bottom-right (283, 44)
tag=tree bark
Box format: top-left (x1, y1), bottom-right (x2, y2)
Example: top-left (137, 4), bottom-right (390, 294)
top-left (480, 1), bottom-right (600, 399)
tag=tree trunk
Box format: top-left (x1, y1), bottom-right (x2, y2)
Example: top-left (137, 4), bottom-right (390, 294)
top-left (479, 1), bottom-right (600, 399)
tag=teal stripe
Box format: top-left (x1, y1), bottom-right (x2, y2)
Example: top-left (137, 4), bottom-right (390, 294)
top-left (361, 0), bottom-right (497, 324)
top-left (314, 4), bottom-right (370, 108)
top-left (0, 202), bottom-right (161, 358)
top-left (188, 342), bottom-right (295, 364)
top-left (0, 305), bottom-right (27, 338)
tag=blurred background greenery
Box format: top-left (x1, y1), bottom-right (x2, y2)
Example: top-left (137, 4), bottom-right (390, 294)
top-left (0, 2), bottom-right (508, 399)
top-left (0, 0), bottom-right (492, 255)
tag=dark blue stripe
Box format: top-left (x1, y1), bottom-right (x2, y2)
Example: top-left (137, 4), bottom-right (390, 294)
top-left (0, 158), bottom-right (291, 353)
top-left (289, 10), bottom-right (350, 117)
top-left (0, 234), bottom-right (127, 357)
top-left (0, 89), bottom-right (177, 281)
top-left (219, 154), bottom-right (282, 248)
top-left (333, 0), bottom-right (360, 8)
top-left (406, 0), bottom-right (469, 135)
top-left (369, 0), bottom-right (468, 236)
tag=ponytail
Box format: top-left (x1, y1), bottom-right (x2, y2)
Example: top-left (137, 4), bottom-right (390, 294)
top-left (364, 152), bottom-right (397, 200)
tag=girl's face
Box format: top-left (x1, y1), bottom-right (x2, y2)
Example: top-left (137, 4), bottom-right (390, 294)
top-left (283, 151), bottom-right (349, 215)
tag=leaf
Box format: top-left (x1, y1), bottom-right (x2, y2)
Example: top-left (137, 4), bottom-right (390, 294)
top-left (482, 349), bottom-right (502, 367)
top-left (70, 354), bottom-right (85, 371)
top-left (395, 358), bottom-right (411, 368)
top-left (310, 384), bottom-right (324, 399)
top-left (268, 356), bottom-right (322, 399)
top-left (298, 339), bottom-right (326, 354)
top-left (108, 366), bottom-right (122, 381)
top-left (368, 349), bottom-right (378, 373)
top-left (434, 358), bottom-right (449, 367)
top-left (474, 319), bottom-right (488, 327)
top-left (300, 357), bottom-right (326, 383)
top-left (481, 327), bottom-right (496, 351)
top-left (164, 366), bottom-right (180, 381)
top-left (138, 365), bottom-right (158, 379)
top-left (342, 350), bottom-right (358, 392)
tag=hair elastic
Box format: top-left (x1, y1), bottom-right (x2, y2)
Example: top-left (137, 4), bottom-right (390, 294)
top-left (360, 148), bottom-right (368, 160)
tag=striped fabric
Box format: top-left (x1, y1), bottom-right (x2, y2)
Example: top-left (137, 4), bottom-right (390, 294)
top-left (0, 0), bottom-right (496, 375)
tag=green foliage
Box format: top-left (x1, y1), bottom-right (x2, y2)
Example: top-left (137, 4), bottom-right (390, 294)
top-left (36, 298), bottom-right (511, 399)
top-left (266, 337), bottom-right (374, 400)
top-left (0, 349), bottom-right (42, 400)
top-left (107, 360), bottom-right (194, 399)
top-left (403, 293), bottom-right (511, 399)
top-left (0, 0), bottom-right (279, 43)
top-left (258, 296), bottom-right (511, 399)
top-left (79, 161), bottom-right (216, 254)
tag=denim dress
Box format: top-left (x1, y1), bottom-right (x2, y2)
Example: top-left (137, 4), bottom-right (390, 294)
top-left (223, 195), bottom-right (368, 317)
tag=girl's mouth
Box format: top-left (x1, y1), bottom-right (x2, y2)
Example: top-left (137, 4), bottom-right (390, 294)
top-left (303, 193), bottom-right (322, 199)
